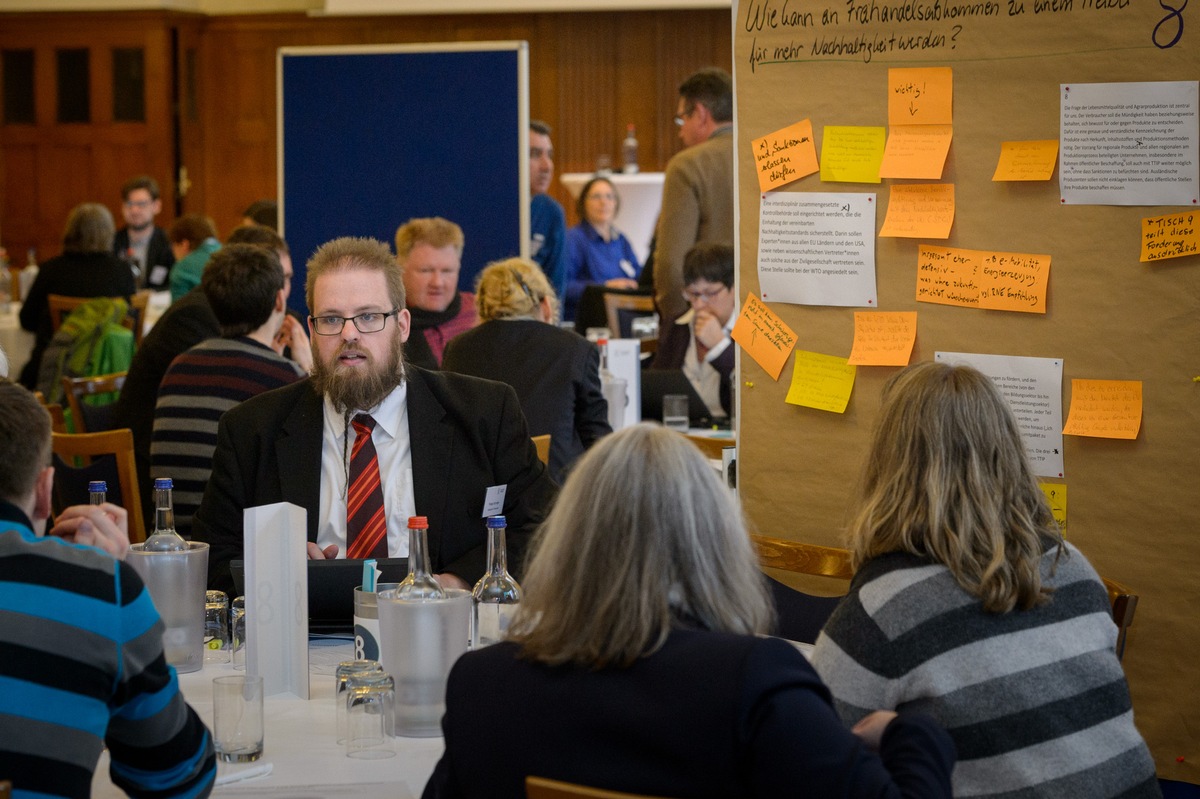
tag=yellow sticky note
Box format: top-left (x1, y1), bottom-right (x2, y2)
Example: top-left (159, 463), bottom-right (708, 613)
top-left (993, 140), bottom-right (1059, 181)
top-left (880, 184), bottom-right (955, 239)
top-left (1062, 379), bottom-right (1142, 440)
top-left (753, 119), bottom-right (819, 192)
top-left (730, 293), bottom-right (798, 381)
top-left (819, 126), bottom-right (885, 183)
top-left (1039, 482), bottom-right (1068, 537)
top-left (879, 125), bottom-right (953, 180)
top-left (915, 245), bottom-right (1050, 314)
top-left (785, 350), bottom-right (857, 413)
top-left (888, 67), bottom-right (953, 126)
top-left (847, 311), bottom-right (918, 366)
top-left (1140, 211), bottom-right (1200, 262)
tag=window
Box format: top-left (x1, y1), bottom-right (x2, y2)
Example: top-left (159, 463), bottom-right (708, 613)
top-left (2, 49), bottom-right (35, 124)
top-left (56, 48), bottom-right (90, 123)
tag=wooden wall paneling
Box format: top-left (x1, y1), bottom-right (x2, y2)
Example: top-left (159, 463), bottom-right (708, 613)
top-left (175, 16), bottom-right (207, 218)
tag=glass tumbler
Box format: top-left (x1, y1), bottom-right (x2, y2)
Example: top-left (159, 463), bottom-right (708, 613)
top-left (230, 596), bottom-right (246, 670)
top-left (344, 672), bottom-right (396, 759)
top-left (204, 590), bottom-right (229, 663)
top-left (335, 660), bottom-right (384, 744)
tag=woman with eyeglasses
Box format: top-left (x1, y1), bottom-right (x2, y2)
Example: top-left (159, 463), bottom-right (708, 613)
top-left (563, 176), bottom-right (641, 321)
top-left (651, 241), bottom-right (736, 419)
top-left (442, 258), bottom-right (611, 483)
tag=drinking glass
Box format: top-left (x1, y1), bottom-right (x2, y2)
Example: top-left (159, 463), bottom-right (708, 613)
top-left (663, 394), bottom-right (689, 432)
top-left (335, 660), bottom-right (384, 745)
top-left (213, 675), bottom-right (264, 762)
top-left (344, 672), bottom-right (395, 759)
top-left (204, 590), bottom-right (229, 663)
top-left (230, 596), bottom-right (246, 670)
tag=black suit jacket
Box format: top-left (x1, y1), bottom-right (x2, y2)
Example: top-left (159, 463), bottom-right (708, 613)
top-left (422, 629), bottom-right (955, 799)
top-left (111, 289), bottom-right (220, 521)
top-left (113, 226), bottom-right (175, 290)
top-left (442, 319), bottom-right (610, 483)
top-left (191, 367), bottom-right (557, 594)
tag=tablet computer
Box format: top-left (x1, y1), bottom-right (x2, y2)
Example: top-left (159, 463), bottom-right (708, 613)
top-left (230, 557), bottom-right (410, 634)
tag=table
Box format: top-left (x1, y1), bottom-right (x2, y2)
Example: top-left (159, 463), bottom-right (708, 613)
top-left (91, 639), bottom-right (444, 799)
top-left (0, 301), bottom-right (34, 378)
top-left (560, 172), bottom-right (665, 266)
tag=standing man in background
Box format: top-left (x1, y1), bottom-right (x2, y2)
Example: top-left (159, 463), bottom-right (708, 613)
top-left (529, 120), bottom-right (568, 301)
top-left (113, 174), bottom-right (175, 290)
top-left (653, 68), bottom-right (735, 340)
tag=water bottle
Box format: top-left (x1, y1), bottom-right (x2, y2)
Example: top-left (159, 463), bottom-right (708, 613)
top-left (0, 252), bottom-right (10, 313)
top-left (88, 480), bottom-right (107, 506)
top-left (471, 515), bottom-right (522, 648)
top-left (395, 516), bottom-right (445, 600)
top-left (19, 249), bottom-right (38, 300)
top-left (598, 341), bottom-right (627, 432)
top-left (621, 123), bottom-right (639, 174)
top-left (143, 477), bottom-right (188, 551)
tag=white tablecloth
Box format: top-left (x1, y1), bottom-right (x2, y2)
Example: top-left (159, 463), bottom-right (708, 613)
top-left (560, 172), bottom-right (665, 266)
top-left (0, 301), bottom-right (34, 378)
top-left (91, 639), bottom-right (444, 798)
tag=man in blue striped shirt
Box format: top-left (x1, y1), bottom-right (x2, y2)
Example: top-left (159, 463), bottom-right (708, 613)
top-left (0, 380), bottom-right (216, 799)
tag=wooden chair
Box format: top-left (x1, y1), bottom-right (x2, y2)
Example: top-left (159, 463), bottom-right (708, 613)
top-left (526, 776), bottom-right (673, 799)
top-left (682, 432), bottom-right (734, 460)
top-left (602, 292), bottom-right (658, 354)
top-left (33, 391), bottom-right (69, 434)
top-left (1101, 577), bottom-right (1137, 662)
top-left (61, 370), bottom-right (126, 433)
top-left (531, 434), bottom-right (551, 466)
top-left (751, 535), bottom-right (853, 644)
top-left (47, 291), bottom-right (150, 345)
top-left (752, 534), bottom-right (1138, 660)
top-left (51, 428), bottom-right (146, 543)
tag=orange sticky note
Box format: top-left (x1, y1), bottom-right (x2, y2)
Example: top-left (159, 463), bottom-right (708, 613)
top-left (992, 140), bottom-right (1059, 181)
top-left (752, 119), bottom-right (819, 192)
top-left (1062, 379), bottom-right (1142, 439)
top-left (879, 125), bottom-right (953, 180)
top-left (1140, 211), bottom-right (1200, 262)
top-left (785, 350), bottom-right (857, 413)
top-left (916, 245), bottom-right (1050, 314)
top-left (847, 311), bottom-right (917, 366)
top-left (880, 184), bottom-right (955, 239)
top-left (888, 67), bottom-right (953, 126)
top-left (731, 293), bottom-right (798, 380)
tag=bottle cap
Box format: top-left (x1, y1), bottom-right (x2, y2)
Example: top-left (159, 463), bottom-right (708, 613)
top-left (407, 516), bottom-right (429, 529)
top-left (154, 477), bottom-right (173, 489)
top-left (88, 480), bottom-right (107, 492)
top-left (486, 515), bottom-right (507, 528)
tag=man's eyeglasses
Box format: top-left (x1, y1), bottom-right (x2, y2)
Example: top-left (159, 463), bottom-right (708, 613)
top-left (123, 199), bottom-right (154, 209)
top-left (682, 286), bottom-right (728, 303)
top-left (309, 309), bottom-right (399, 336)
top-left (674, 105), bottom-right (694, 127)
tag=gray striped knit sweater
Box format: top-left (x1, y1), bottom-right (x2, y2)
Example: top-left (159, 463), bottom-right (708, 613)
top-left (812, 542), bottom-right (1160, 798)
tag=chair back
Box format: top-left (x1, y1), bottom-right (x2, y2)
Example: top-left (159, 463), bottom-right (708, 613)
top-left (48, 292), bottom-right (148, 344)
top-left (751, 535), bottom-right (853, 644)
top-left (61, 370), bottom-right (127, 433)
top-left (1101, 577), bottom-right (1138, 661)
top-left (526, 776), bottom-right (674, 799)
top-left (34, 391), bottom-right (69, 433)
top-left (531, 434), bottom-right (551, 466)
top-left (51, 429), bottom-right (146, 543)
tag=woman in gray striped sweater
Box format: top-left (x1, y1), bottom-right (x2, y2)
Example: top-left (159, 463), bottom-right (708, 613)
top-left (813, 361), bottom-right (1160, 798)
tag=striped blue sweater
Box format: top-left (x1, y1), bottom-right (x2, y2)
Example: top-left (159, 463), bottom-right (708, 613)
top-left (0, 502), bottom-right (215, 798)
top-left (151, 336), bottom-right (305, 537)
top-left (812, 543), bottom-right (1160, 798)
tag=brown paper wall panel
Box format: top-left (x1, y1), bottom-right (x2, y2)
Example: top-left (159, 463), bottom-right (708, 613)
top-left (734, 2), bottom-right (1199, 781)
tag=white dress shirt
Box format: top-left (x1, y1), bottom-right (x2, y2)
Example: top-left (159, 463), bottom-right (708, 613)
top-left (678, 308), bottom-right (735, 418)
top-left (316, 383), bottom-right (416, 558)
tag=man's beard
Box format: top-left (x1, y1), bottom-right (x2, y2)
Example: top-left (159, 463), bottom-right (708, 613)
top-left (127, 219), bottom-right (153, 234)
top-left (310, 331), bottom-right (406, 413)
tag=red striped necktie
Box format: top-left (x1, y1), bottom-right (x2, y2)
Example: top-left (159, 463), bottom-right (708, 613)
top-left (346, 413), bottom-right (388, 560)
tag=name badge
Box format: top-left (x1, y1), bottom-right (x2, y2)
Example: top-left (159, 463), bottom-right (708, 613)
top-left (482, 484), bottom-right (507, 517)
